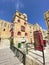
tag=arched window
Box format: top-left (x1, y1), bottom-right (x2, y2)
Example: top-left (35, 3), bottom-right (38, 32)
top-left (19, 13), bottom-right (21, 16)
top-left (17, 19), bottom-right (20, 23)
top-left (17, 31), bottom-right (21, 35)
top-left (3, 29), bottom-right (5, 31)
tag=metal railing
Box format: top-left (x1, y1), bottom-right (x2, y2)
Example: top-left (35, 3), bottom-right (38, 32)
top-left (10, 42), bottom-right (45, 65)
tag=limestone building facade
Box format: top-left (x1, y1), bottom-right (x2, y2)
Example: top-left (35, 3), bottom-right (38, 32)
top-left (12, 11), bottom-right (44, 46)
top-left (44, 10), bottom-right (49, 41)
top-left (42, 29), bottom-right (48, 40)
top-left (0, 20), bottom-right (11, 39)
top-left (0, 11), bottom-right (47, 47)
top-left (13, 11), bottom-right (32, 46)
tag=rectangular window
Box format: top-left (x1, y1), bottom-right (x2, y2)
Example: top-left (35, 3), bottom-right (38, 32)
top-left (8, 25), bottom-right (10, 28)
top-left (21, 26), bottom-right (25, 32)
top-left (1, 22), bottom-right (3, 26)
top-left (48, 24), bottom-right (49, 29)
top-left (25, 32), bottom-right (28, 36)
top-left (4, 23), bottom-right (7, 27)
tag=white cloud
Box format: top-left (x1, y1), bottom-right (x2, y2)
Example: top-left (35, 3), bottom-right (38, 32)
top-left (15, 3), bottom-right (19, 10)
top-left (15, 0), bottom-right (24, 10)
top-left (1, 0), bottom-right (24, 10)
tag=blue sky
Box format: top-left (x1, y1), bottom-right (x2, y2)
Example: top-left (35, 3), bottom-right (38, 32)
top-left (0, 0), bottom-right (49, 29)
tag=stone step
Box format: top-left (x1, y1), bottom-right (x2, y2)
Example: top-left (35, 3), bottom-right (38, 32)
top-left (0, 48), bottom-right (23, 65)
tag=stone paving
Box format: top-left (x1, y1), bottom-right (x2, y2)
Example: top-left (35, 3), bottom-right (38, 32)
top-left (27, 44), bottom-right (49, 65)
top-left (0, 39), bottom-right (49, 65)
top-left (0, 48), bottom-right (23, 65)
